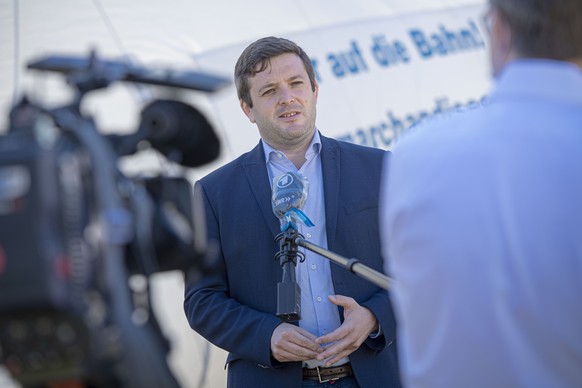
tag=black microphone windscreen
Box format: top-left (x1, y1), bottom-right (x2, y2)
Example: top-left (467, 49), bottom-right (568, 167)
top-left (139, 99), bottom-right (220, 168)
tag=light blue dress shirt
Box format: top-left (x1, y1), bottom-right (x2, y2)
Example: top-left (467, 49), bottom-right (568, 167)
top-left (263, 129), bottom-right (349, 368)
top-left (382, 60), bottom-right (582, 387)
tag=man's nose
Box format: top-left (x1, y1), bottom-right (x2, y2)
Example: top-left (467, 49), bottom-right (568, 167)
top-left (279, 87), bottom-right (295, 104)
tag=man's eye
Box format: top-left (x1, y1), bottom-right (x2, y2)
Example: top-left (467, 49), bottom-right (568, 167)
top-left (261, 89), bottom-right (274, 96)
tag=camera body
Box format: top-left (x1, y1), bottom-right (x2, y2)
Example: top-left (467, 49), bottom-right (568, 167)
top-left (0, 118), bottom-right (129, 386)
top-left (0, 52), bottom-right (227, 387)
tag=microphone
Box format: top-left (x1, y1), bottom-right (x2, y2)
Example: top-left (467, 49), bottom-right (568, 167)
top-left (138, 99), bottom-right (220, 168)
top-left (27, 53), bottom-right (231, 93)
top-left (271, 172), bottom-right (311, 322)
top-left (271, 172), bottom-right (312, 232)
top-left (107, 99), bottom-right (221, 168)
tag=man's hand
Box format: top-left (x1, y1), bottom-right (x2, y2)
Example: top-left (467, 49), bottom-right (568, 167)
top-left (315, 295), bottom-right (378, 366)
top-left (271, 322), bottom-right (322, 362)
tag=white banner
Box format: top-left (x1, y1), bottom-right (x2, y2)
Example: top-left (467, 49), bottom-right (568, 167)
top-left (195, 3), bottom-right (490, 162)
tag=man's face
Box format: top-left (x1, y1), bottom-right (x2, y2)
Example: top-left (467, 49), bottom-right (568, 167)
top-left (241, 53), bottom-right (318, 152)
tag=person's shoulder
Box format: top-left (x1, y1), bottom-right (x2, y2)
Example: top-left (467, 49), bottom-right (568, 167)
top-left (199, 149), bottom-right (253, 186)
top-left (395, 100), bottom-right (486, 150)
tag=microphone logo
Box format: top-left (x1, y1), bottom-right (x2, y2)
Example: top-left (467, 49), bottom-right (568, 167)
top-left (271, 172), bottom-right (314, 231)
top-left (276, 173), bottom-right (293, 188)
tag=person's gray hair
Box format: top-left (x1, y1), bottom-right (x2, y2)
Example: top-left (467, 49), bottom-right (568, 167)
top-left (490, 0), bottom-right (582, 60)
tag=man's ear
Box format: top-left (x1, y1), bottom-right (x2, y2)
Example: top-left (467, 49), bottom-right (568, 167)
top-left (491, 7), bottom-right (515, 76)
top-left (240, 99), bottom-right (256, 124)
top-left (313, 81), bottom-right (319, 103)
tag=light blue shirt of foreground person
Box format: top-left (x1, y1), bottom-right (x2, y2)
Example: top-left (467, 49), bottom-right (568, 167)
top-left (263, 129), bottom-right (350, 368)
top-left (380, 60), bottom-right (582, 388)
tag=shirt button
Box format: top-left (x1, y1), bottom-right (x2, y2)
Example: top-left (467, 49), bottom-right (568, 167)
top-left (311, 264), bottom-right (316, 270)
top-left (316, 297), bottom-right (322, 302)
top-left (306, 233), bottom-right (312, 238)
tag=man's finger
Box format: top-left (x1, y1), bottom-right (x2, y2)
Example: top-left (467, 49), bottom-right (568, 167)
top-left (271, 323), bottom-right (322, 362)
top-left (314, 326), bottom-right (345, 345)
top-left (328, 294), bottom-right (358, 308)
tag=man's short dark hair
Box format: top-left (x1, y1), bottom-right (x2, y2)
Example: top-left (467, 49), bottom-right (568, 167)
top-left (234, 36), bottom-right (317, 108)
top-left (490, 0), bottom-right (582, 60)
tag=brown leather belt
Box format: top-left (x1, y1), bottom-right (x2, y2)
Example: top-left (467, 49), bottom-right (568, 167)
top-left (303, 363), bottom-right (353, 383)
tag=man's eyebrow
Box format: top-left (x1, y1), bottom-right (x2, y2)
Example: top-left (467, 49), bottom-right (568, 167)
top-left (257, 74), bottom-right (306, 94)
top-left (258, 82), bottom-right (277, 94)
top-left (287, 74), bottom-right (305, 82)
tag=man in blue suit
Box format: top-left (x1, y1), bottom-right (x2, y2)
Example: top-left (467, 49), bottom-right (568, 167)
top-left (184, 36), bottom-right (400, 388)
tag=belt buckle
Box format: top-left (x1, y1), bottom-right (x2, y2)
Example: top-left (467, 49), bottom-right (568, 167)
top-left (316, 366), bottom-right (340, 384)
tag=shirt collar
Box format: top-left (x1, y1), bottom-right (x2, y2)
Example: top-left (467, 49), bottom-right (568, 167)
top-left (492, 59), bottom-right (582, 104)
top-left (262, 129), bottom-right (322, 165)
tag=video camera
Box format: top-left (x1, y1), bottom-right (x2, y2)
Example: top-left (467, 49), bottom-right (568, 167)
top-left (0, 51), bottom-right (229, 388)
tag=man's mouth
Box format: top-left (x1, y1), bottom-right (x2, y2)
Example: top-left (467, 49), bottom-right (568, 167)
top-left (280, 111), bottom-right (299, 118)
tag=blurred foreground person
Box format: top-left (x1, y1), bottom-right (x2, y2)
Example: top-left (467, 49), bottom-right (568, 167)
top-left (381, 0), bottom-right (582, 387)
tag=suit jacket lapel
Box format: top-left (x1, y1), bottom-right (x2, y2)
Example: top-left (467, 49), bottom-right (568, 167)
top-left (320, 135), bottom-right (340, 250)
top-left (242, 142), bottom-right (281, 239)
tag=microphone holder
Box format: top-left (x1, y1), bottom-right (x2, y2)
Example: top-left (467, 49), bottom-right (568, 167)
top-left (293, 236), bottom-right (392, 291)
top-left (274, 227), bottom-right (305, 322)
top-left (273, 225), bottom-right (393, 324)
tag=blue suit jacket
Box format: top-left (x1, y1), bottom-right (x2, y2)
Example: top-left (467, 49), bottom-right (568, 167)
top-left (184, 134), bottom-right (400, 388)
